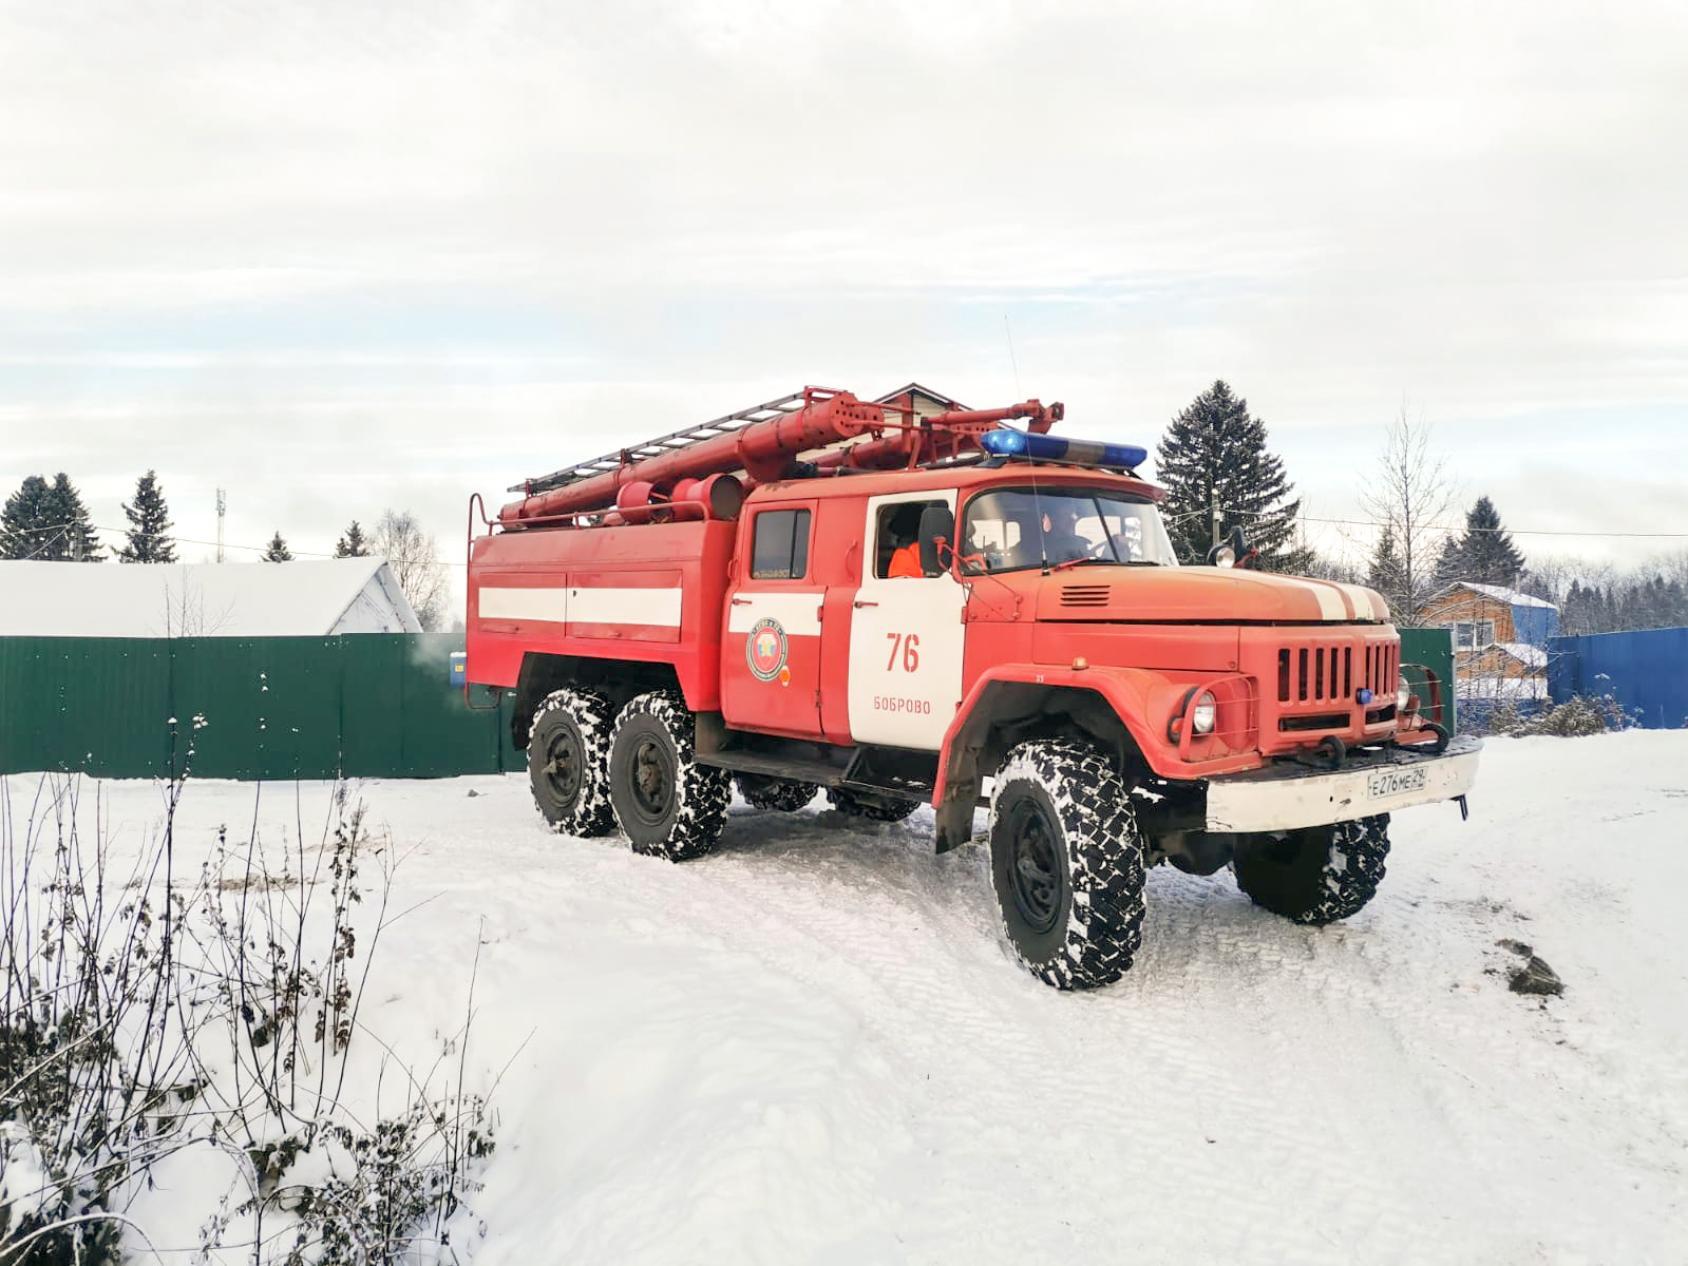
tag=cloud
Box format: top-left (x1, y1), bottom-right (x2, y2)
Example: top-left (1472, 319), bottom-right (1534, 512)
top-left (2, 0), bottom-right (1686, 598)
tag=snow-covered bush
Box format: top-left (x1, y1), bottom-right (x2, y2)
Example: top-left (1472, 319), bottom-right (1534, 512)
top-left (1489, 693), bottom-right (1634, 738)
top-left (1, 776), bottom-right (203, 1264)
top-left (1, 774), bottom-right (496, 1265)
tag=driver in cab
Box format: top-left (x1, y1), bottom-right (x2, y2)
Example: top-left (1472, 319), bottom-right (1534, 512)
top-left (1037, 503), bottom-right (1092, 566)
top-left (887, 505), bottom-right (927, 578)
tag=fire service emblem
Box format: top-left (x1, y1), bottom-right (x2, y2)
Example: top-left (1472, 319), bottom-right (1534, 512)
top-left (746, 617), bottom-right (789, 682)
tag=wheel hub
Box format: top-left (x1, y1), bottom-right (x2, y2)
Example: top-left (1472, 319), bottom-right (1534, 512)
top-left (631, 737), bottom-right (673, 820)
top-left (543, 731), bottom-right (582, 802)
top-left (1007, 801), bottom-right (1062, 934)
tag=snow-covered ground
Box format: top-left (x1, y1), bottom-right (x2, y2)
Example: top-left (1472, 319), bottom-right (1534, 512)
top-left (17, 731), bottom-right (1688, 1264)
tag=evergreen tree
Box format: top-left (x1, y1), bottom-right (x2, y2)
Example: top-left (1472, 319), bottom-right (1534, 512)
top-left (1367, 524), bottom-right (1407, 614)
top-left (3, 473), bottom-right (102, 560)
top-left (262, 531), bottom-right (293, 562)
top-left (1154, 380), bottom-right (1309, 571)
top-left (0, 475), bottom-right (52, 559)
top-left (116, 469), bottom-right (177, 563)
top-left (43, 474), bottom-right (102, 561)
top-left (1436, 495), bottom-right (1526, 587)
top-left (334, 520), bottom-right (369, 557)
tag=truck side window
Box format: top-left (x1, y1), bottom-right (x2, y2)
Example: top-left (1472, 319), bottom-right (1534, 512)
top-left (875, 501), bottom-right (944, 578)
top-left (750, 509), bottom-right (811, 580)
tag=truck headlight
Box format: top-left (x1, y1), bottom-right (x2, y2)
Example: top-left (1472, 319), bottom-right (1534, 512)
top-left (1396, 673), bottom-right (1412, 713)
top-left (1191, 692), bottom-right (1217, 735)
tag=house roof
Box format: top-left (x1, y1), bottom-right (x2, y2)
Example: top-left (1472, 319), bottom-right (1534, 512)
top-left (875, 382), bottom-right (969, 411)
top-left (1435, 581), bottom-right (1558, 611)
top-left (1494, 641), bottom-right (1549, 669)
top-left (0, 559), bottom-right (422, 638)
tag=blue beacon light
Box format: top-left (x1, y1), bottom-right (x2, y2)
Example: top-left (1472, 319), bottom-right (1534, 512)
top-left (980, 429), bottom-right (1148, 470)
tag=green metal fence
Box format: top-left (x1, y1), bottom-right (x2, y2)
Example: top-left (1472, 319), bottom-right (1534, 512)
top-left (0, 627), bottom-right (1461, 781)
top-left (0, 634), bottom-right (519, 780)
top-left (1399, 626), bottom-right (1456, 735)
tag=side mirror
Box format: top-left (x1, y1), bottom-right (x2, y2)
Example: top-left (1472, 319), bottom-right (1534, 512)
top-left (918, 504), bottom-right (956, 576)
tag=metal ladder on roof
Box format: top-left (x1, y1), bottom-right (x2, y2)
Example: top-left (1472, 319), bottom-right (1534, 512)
top-left (509, 388), bottom-right (839, 495)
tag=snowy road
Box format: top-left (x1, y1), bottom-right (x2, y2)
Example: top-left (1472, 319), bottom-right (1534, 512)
top-left (41, 731), bottom-right (1688, 1264)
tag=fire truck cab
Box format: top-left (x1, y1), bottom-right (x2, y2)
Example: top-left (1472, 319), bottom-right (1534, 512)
top-left (467, 387), bottom-right (1480, 990)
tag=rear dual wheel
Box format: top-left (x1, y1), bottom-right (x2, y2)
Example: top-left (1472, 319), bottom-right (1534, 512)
top-left (608, 691), bottom-right (731, 861)
top-left (528, 687), bottom-right (731, 861)
top-left (527, 687), bottom-right (617, 837)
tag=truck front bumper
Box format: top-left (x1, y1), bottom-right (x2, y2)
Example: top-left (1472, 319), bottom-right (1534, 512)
top-left (1203, 734), bottom-right (1481, 834)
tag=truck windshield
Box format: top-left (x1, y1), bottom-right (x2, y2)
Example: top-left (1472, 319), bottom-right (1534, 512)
top-left (960, 487), bottom-right (1177, 573)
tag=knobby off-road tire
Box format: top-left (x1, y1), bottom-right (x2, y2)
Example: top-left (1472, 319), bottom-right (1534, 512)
top-left (527, 687), bottom-right (617, 837)
top-left (609, 691), bottom-right (731, 861)
top-left (1232, 814), bottom-right (1391, 926)
top-left (735, 774), bottom-right (818, 812)
top-left (989, 739), bottom-right (1147, 990)
top-left (824, 786), bottom-right (921, 822)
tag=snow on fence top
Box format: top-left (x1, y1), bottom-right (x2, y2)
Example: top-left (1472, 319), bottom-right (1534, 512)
top-left (0, 559), bottom-right (422, 638)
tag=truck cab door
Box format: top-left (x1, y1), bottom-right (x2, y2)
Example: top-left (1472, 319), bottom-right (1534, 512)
top-left (846, 491), bottom-right (967, 751)
top-left (721, 501), bottom-right (825, 739)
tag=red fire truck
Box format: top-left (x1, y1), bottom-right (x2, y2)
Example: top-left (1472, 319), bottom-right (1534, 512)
top-left (466, 386), bottom-right (1479, 989)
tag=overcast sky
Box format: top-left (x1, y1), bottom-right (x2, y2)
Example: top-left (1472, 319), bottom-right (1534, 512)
top-left (3, 1), bottom-right (1685, 602)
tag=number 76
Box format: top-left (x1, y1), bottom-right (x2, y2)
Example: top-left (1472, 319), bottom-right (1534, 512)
top-left (885, 632), bottom-right (921, 672)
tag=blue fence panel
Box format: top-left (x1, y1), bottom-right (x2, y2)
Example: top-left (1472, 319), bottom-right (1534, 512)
top-left (1549, 626), bottom-right (1688, 729)
top-left (1511, 604), bottom-right (1560, 648)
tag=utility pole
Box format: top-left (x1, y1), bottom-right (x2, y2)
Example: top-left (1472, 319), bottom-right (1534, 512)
top-left (1210, 487), bottom-right (1222, 550)
top-left (215, 489), bottom-right (226, 563)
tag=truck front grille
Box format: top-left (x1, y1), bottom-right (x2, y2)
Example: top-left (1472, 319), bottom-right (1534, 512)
top-left (1277, 640), bottom-right (1395, 704)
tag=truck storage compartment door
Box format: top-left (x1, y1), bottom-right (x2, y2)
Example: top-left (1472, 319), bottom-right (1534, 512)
top-left (846, 491), bottom-right (966, 751)
top-left (720, 501), bottom-right (824, 739)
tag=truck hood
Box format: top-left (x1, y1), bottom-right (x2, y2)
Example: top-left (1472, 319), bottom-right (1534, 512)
top-left (1028, 566), bottom-right (1390, 624)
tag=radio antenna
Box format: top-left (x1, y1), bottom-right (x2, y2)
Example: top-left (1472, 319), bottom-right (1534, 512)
top-left (1004, 313), bottom-right (1022, 398)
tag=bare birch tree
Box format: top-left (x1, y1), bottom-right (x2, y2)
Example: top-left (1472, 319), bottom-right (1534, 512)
top-left (1362, 409), bottom-right (1453, 622)
top-left (371, 509), bottom-right (448, 630)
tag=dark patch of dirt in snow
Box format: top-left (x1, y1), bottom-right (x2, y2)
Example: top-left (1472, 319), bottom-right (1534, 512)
top-left (1496, 937), bottom-right (1566, 997)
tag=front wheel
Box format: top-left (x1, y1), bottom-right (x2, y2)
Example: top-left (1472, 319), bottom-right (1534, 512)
top-left (1232, 815), bottom-right (1391, 925)
top-left (608, 692), bottom-right (731, 861)
top-left (989, 739), bottom-right (1146, 990)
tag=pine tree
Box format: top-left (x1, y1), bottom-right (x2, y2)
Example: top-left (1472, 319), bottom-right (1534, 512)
top-left (0, 475), bottom-right (52, 559)
top-left (262, 531), bottom-right (293, 562)
top-left (1436, 495), bottom-right (1525, 587)
top-left (4, 473), bottom-right (103, 561)
top-left (116, 470), bottom-right (177, 563)
top-left (1155, 381), bottom-right (1308, 571)
top-left (1367, 524), bottom-right (1407, 615)
top-left (47, 474), bottom-right (102, 561)
top-left (334, 520), bottom-right (369, 557)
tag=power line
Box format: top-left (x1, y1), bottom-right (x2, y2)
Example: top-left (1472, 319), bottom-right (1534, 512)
top-left (1223, 508), bottom-right (1688, 540)
top-left (1, 518), bottom-right (338, 558)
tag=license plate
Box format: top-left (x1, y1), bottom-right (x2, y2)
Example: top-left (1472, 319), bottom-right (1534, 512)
top-left (1366, 766), bottom-right (1427, 799)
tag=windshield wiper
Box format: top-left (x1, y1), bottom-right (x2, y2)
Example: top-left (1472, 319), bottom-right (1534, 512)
top-left (1048, 557), bottom-right (1159, 572)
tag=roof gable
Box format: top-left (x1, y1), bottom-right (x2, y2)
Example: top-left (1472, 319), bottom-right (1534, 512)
top-left (875, 383), bottom-right (969, 412)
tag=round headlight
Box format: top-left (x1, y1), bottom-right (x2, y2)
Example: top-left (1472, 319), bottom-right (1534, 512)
top-left (1191, 692), bottom-right (1217, 735)
top-left (1396, 673), bottom-right (1412, 712)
